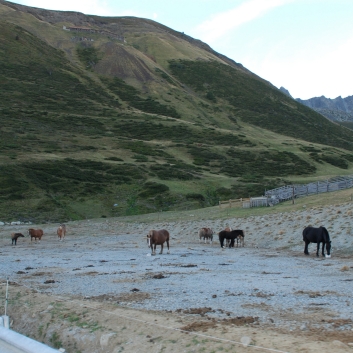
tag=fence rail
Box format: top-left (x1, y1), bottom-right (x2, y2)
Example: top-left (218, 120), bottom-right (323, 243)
top-left (265, 175), bottom-right (353, 205)
top-left (218, 198), bottom-right (247, 208)
top-left (219, 175), bottom-right (353, 209)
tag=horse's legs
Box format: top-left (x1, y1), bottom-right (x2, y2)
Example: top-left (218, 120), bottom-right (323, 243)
top-left (160, 243), bottom-right (163, 254)
top-left (304, 241), bottom-right (310, 255)
top-left (230, 239), bottom-right (235, 248)
top-left (321, 242), bottom-right (325, 257)
top-left (316, 242), bottom-right (320, 257)
top-left (220, 238), bottom-right (224, 248)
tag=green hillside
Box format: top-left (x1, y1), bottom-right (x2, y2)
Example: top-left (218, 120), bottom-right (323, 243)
top-left (1, 1), bottom-right (353, 222)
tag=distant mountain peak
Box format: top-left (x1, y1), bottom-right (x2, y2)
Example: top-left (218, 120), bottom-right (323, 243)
top-left (279, 86), bottom-right (293, 98)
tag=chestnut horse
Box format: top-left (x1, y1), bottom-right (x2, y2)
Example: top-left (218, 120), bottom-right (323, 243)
top-left (57, 224), bottom-right (66, 241)
top-left (11, 232), bottom-right (24, 245)
top-left (28, 228), bottom-right (44, 243)
top-left (198, 228), bottom-right (214, 244)
top-left (147, 229), bottom-right (170, 255)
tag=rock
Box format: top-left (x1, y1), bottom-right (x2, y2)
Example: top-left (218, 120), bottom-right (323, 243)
top-left (241, 336), bottom-right (251, 347)
top-left (332, 340), bottom-right (347, 348)
top-left (100, 332), bottom-right (116, 347)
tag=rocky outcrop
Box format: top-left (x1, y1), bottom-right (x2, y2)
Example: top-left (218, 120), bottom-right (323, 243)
top-left (280, 87), bottom-right (353, 122)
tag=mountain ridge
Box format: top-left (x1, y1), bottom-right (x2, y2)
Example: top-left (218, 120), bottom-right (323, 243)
top-left (1, 0), bottom-right (353, 222)
top-left (280, 87), bottom-right (353, 124)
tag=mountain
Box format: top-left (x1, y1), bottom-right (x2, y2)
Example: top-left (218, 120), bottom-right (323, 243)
top-left (1, 0), bottom-right (353, 222)
top-left (297, 95), bottom-right (353, 125)
top-left (281, 86), bottom-right (353, 127)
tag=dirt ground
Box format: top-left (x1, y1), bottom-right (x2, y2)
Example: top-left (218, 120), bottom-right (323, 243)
top-left (1, 202), bottom-right (353, 353)
top-left (1, 282), bottom-right (352, 353)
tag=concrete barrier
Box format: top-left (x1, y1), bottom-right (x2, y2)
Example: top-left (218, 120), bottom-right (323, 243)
top-left (0, 326), bottom-right (59, 353)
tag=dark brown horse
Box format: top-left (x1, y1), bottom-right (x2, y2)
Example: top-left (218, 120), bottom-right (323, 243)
top-left (303, 226), bottom-right (331, 257)
top-left (57, 224), bottom-right (66, 241)
top-left (28, 228), bottom-right (44, 243)
top-left (147, 229), bottom-right (170, 255)
top-left (219, 229), bottom-right (245, 248)
top-left (11, 232), bottom-right (25, 245)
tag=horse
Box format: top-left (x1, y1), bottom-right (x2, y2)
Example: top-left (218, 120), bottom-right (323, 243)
top-left (147, 229), bottom-right (170, 255)
top-left (11, 232), bottom-right (24, 245)
top-left (28, 228), bottom-right (44, 243)
top-left (224, 227), bottom-right (232, 247)
top-left (218, 229), bottom-right (245, 248)
top-left (57, 224), bottom-right (66, 241)
top-left (303, 226), bottom-right (331, 258)
top-left (198, 228), bottom-right (214, 244)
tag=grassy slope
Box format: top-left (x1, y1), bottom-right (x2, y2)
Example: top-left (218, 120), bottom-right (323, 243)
top-left (0, 3), bottom-right (353, 222)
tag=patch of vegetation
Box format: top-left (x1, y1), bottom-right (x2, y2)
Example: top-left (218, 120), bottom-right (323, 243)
top-left (138, 181), bottom-right (169, 198)
top-left (169, 59), bottom-right (353, 151)
top-left (113, 120), bottom-right (253, 146)
top-left (77, 45), bottom-right (102, 69)
top-left (222, 149), bottom-right (316, 177)
top-left (101, 77), bottom-right (181, 118)
top-left (155, 67), bottom-right (175, 84)
top-left (150, 163), bottom-right (198, 180)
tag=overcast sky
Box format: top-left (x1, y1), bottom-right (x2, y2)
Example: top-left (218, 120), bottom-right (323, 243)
top-left (7, 0), bottom-right (353, 99)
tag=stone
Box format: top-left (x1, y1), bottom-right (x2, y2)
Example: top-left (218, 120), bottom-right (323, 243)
top-left (241, 336), bottom-right (251, 347)
top-left (332, 340), bottom-right (347, 348)
top-left (100, 332), bottom-right (117, 347)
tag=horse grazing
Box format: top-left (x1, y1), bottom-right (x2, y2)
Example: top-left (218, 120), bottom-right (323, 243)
top-left (219, 229), bottom-right (245, 248)
top-left (57, 224), bottom-right (66, 241)
top-left (147, 229), bottom-right (170, 255)
top-left (28, 228), bottom-right (44, 243)
top-left (303, 226), bottom-right (331, 258)
top-left (224, 227), bottom-right (232, 247)
top-left (198, 228), bottom-right (214, 244)
top-left (11, 233), bottom-right (25, 245)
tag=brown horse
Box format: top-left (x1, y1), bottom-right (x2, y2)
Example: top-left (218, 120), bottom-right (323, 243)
top-left (28, 228), bottom-right (44, 243)
top-left (11, 232), bottom-right (25, 245)
top-left (147, 229), bottom-right (170, 255)
top-left (198, 228), bottom-right (214, 244)
top-left (57, 224), bottom-right (66, 241)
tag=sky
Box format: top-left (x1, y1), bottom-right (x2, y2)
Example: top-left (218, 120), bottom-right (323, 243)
top-left (7, 0), bottom-right (353, 99)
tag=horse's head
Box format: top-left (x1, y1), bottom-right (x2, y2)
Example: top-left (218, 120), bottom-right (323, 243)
top-left (325, 241), bottom-right (332, 258)
top-left (147, 231), bottom-right (153, 248)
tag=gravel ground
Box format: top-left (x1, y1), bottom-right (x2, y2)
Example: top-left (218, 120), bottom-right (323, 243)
top-left (1, 202), bottom-right (353, 332)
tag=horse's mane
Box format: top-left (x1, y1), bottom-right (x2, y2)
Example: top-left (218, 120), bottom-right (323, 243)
top-left (321, 226), bottom-right (330, 241)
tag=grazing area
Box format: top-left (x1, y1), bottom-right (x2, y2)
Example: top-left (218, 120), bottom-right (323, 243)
top-left (1, 192), bottom-right (353, 352)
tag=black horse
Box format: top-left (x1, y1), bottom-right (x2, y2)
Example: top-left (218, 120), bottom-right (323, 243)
top-left (219, 230), bottom-right (244, 248)
top-left (11, 232), bottom-right (25, 245)
top-left (303, 226), bottom-right (331, 257)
